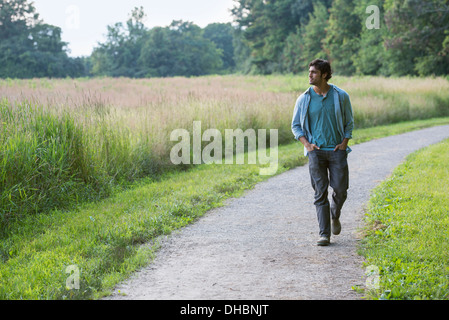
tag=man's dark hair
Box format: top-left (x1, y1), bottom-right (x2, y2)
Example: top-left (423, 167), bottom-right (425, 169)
top-left (309, 59), bottom-right (333, 81)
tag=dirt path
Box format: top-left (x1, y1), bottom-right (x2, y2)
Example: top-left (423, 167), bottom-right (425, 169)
top-left (105, 125), bottom-right (449, 300)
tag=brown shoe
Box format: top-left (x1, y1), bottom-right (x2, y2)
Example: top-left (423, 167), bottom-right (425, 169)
top-left (317, 236), bottom-right (330, 246)
top-left (332, 219), bottom-right (341, 235)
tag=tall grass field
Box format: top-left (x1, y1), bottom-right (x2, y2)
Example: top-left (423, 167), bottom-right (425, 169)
top-left (1, 75), bottom-right (449, 299)
top-left (2, 75), bottom-right (449, 222)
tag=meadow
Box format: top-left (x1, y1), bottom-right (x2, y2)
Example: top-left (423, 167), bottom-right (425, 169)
top-left (1, 75), bottom-right (449, 299)
top-left (2, 75), bottom-right (449, 222)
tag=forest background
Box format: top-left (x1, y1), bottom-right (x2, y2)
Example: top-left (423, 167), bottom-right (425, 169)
top-left (1, 0), bottom-right (449, 79)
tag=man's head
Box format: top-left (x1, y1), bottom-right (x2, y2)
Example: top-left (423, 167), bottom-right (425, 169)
top-left (308, 59), bottom-right (332, 86)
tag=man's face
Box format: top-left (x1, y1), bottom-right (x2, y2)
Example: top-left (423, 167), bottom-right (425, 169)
top-left (309, 66), bottom-right (326, 86)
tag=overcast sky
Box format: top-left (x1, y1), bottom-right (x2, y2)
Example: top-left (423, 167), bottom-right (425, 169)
top-left (32, 0), bottom-right (236, 57)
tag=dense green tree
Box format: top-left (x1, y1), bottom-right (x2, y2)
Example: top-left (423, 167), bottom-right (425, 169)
top-left (3, 0), bottom-right (449, 79)
top-left (232, 0), bottom-right (294, 74)
top-left (260, 0), bottom-right (303, 72)
top-left (231, 25), bottom-right (254, 74)
top-left (282, 1), bottom-right (330, 73)
top-left (281, 27), bottom-right (304, 74)
top-left (323, 0), bottom-right (361, 75)
top-left (300, 1), bottom-right (330, 65)
top-left (90, 7), bottom-right (149, 77)
top-left (91, 7), bottom-right (223, 78)
top-left (231, 0), bottom-right (332, 74)
top-left (203, 23), bottom-right (236, 72)
top-left (0, 0), bottom-right (86, 78)
top-left (352, 0), bottom-right (386, 75)
top-left (443, 30), bottom-right (449, 57)
top-left (136, 27), bottom-right (173, 77)
top-left (382, 0), bottom-right (449, 76)
top-left (138, 21), bottom-right (223, 77)
top-left (231, 0), bottom-right (271, 73)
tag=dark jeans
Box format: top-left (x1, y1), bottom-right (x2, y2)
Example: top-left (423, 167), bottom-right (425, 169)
top-left (308, 149), bottom-right (349, 238)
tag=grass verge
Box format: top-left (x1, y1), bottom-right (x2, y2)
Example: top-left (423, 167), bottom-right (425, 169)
top-left (359, 137), bottom-right (449, 300)
top-left (1, 117), bottom-right (449, 299)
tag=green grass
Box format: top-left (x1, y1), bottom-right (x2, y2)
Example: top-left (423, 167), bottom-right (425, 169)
top-left (1, 117), bottom-right (449, 299)
top-left (0, 148), bottom-right (299, 299)
top-left (0, 99), bottom-right (167, 227)
top-left (2, 75), bottom-right (449, 224)
top-left (359, 138), bottom-right (449, 300)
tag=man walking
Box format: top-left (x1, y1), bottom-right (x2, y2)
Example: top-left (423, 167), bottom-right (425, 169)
top-left (291, 59), bottom-right (354, 246)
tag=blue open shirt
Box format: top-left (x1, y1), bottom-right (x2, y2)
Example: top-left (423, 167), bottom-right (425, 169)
top-left (308, 86), bottom-right (342, 151)
top-left (291, 84), bottom-right (354, 156)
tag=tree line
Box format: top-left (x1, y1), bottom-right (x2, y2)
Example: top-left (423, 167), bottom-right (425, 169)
top-left (233, 0), bottom-right (449, 76)
top-left (0, 0), bottom-right (87, 78)
top-left (1, 0), bottom-right (448, 79)
top-left (89, 7), bottom-right (236, 77)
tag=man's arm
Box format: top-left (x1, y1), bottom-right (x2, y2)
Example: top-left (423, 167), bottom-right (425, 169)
top-left (342, 92), bottom-right (354, 140)
top-left (291, 98), bottom-right (305, 140)
top-left (333, 138), bottom-right (350, 152)
top-left (334, 91), bottom-right (353, 152)
top-left (299, 136), bottom-right (320, 152)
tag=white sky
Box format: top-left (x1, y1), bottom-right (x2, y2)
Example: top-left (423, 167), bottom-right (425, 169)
top-left (32, 0), bottom-right (236, 57)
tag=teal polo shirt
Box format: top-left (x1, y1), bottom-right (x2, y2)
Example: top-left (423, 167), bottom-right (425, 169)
top-left (308, 86), bottom-right (343, 151)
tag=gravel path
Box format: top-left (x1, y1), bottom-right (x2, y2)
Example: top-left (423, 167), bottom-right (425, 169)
top-left (105, 125), bottom-right (449, 300)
